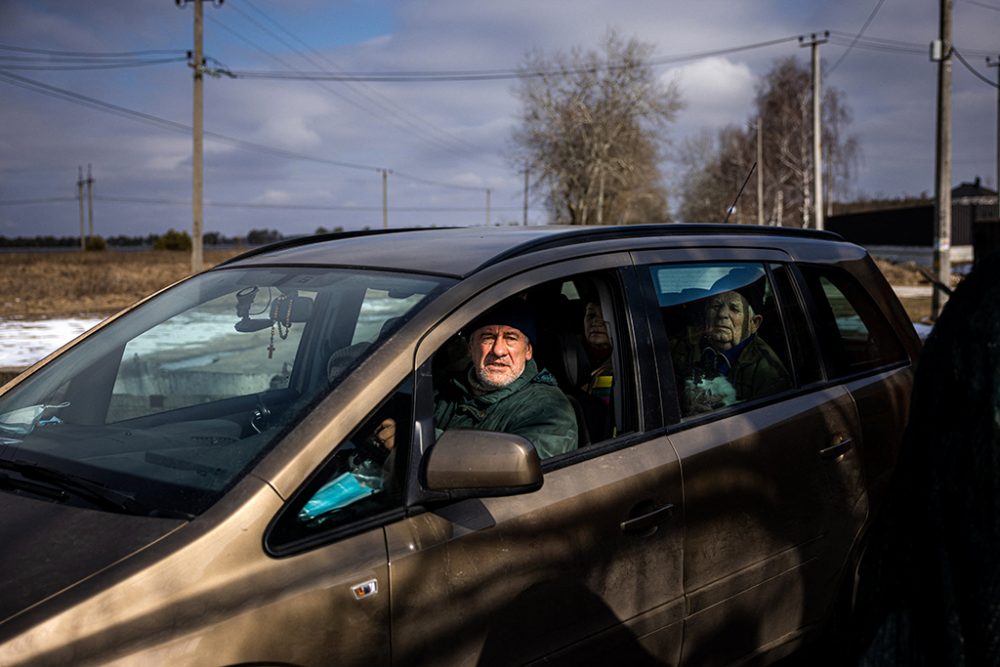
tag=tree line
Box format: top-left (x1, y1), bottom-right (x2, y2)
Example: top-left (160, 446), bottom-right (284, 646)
top-left (0, 227), bottom-right (345, 250)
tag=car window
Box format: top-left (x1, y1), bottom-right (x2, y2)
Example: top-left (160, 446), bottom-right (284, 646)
top-left (351, 287), bottom-right (427, 345)
top-left (431, 271), bottom-right (635, 456)
top-left (266, 380), bottom-right (412, 553)
top-left (0, 267), bottom-right (449, 517)
top-left (527, 272), bottom-right (635, 447)
top-left (646, 262), bottom-right (793, 419)
top-left (797, 264), bottom-right (907, 377)
top-left (768, 262), bottom-right (823, 386)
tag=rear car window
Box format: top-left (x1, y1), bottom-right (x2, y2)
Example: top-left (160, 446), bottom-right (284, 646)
top-left (796, 264), bottom-right (907, 378)
top-left (646, 262), bottom-right (793, 419)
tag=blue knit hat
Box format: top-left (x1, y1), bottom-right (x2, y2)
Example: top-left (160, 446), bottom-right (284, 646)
top-left (710, 267), bottom-right (766, 314)
top-left (466, 298), bottom-right (537, 344)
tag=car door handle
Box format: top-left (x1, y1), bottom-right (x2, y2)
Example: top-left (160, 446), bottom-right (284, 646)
top-left (621, 503), bottom-right (675, 535)
top-left (820, 436), bottom-right (854, 460)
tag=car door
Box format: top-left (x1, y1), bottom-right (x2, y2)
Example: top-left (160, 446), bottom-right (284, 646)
top-left (385, 259), bottom-right (686, 666)
top-left (633, 248), bottom-right (868, 666)
top-left (794, 260), bottom-right (919, 505)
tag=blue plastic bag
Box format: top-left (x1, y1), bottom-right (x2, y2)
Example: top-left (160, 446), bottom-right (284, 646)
top-left (299, 472), bottom-right (375, 521)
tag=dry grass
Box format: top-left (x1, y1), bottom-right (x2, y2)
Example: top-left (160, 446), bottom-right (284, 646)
top-left (873, 258), bottom-right (930, 287)
top-left (0, 249), bottom-right (243, 319)
top-left (0, 249), bottom-right (934, 322)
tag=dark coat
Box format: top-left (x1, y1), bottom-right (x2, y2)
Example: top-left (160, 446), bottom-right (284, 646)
top-left (857, 253), bottom-right (1000, 666)
top-left (434, 359), bottom-right (578, 459)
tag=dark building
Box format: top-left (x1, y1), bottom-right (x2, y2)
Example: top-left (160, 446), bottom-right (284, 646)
top-left (826, 178), bottom-right (999, 267)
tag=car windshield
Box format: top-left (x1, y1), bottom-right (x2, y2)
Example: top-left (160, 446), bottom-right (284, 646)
top-left (0, 266), bottom-right (449, 518)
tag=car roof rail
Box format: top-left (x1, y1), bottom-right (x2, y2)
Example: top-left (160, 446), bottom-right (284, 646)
top-left (215, 226), bottom-right (453, 267)
top-left (485, 223), bottom-right (845, 266)
top-left (213, 223), bottom-right (844, 272)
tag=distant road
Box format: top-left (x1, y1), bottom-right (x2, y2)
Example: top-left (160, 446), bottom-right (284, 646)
top-left (893, 285), bottom-right (932, 298)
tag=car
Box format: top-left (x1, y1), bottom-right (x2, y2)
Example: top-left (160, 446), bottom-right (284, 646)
top-left (0, 224), bottom-right (920, 666)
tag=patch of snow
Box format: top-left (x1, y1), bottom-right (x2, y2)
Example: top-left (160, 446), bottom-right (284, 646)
top-left (0, 318), bottom-right (103, 368)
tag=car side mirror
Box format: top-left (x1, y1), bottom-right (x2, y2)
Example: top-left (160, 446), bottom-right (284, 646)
top-left (423, 429), bottom-right (543, 499)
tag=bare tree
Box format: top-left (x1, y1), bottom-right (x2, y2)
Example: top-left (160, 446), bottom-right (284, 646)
top-left (822, 88), bottom-right (860, 216)
top-left (513, 31), bottom-right (682, 225)
top-left (676, 56), bottom-right (859, 227)
top-left (675, 127), bottom-right (754, 223)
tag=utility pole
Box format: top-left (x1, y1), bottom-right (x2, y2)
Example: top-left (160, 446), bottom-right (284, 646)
top-left (381, 169), bottom-right (388, 229)
top-left (522, 164), bottom-right (529, 226)
top-left (485, 189), bottom-right (492, 227)
top-left (988, 56), bottom-right (1000, 219)
top-left (800, 32), bottom-right (828, 230)
top-left (931, 0), bottom-right (953, 319)
top-left (756, 119), bottom-right (764, 226)
top-left (177, 0), bottom-right (222, 273)
top-left (191, 0), bottom-right (204, 272)
top-left (86, 163), bottom-right (94, 244)
top-left (77, 166), bottom-right (85, 250)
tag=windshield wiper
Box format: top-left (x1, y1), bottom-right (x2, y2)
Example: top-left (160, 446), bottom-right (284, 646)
top-left (0, 458), bottom-right (150, 516)
top-left (0, 471), bottom-right (70, 502)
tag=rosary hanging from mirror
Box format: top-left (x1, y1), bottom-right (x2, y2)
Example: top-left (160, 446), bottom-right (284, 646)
top-left (267, 295), bottom-right (294, 359)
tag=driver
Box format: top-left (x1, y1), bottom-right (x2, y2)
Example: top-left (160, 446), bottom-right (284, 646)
top-left (369, 298), bottom-right (578, 460)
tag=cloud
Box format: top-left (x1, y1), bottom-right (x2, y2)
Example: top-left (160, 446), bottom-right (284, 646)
top-left (256, 190), bottom-right (292, 205)
top-left (668, 57), bottom-right (757, 130)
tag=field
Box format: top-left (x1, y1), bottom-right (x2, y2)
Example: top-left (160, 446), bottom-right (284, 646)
top-left (0, 249), bottom-right (244, 319)
top-left (0, 249), bottom-right (933, 321)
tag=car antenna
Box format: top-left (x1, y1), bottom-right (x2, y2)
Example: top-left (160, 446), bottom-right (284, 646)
top-left (722, 161), bottom-right (758, 224)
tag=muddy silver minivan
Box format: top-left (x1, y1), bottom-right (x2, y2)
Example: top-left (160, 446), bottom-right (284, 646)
top-left (0, 225), bottom-right (920, 665)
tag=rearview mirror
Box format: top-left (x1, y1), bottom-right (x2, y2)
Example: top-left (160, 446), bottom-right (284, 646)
top-left (423, 429), bottom-right (543, 499)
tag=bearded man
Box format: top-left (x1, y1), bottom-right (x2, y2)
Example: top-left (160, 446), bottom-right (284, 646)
top-left (432, 298), bottom-right (578, 459)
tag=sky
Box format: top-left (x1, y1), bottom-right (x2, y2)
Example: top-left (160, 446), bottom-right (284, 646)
top-left (0, 0), bottom-right (998, 240)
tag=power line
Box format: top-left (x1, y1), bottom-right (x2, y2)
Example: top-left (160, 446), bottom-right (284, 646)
top-left (237, 0), bottom-right (480, 155)
top-left (828, 31), bottom-right (998, 59)
top-left (89, 194), bottom-right (532, 212)
top-left (0, 43), bottom-right (185, 58)
top-left (827, 31), bottom-right (925, 49)
top-left (826, 33), bottom-right (926, 56)
top-left (0, 196), bottom-right (77, 206)
top-left (0, 194), bottom-right (543, 213)
top-left (226, 35), bottom-right (802, 82)
top-left (953, 47), bottom-right (1000, 88)
top-left (0, 70), bottom-right (492, 194)
top-left (961, 0), bottom-right (1000, 11)
top-left (208, 13), bottom-right (477, 158)
top-left (0, 70), bottom-right (391, 174)
top-left (828, 0), bottom-right (887, 76)
top-left (0, 56), bottom-right (188, 71)
top-left (0, 69), bottom-right (192, 132)
top-left (392, 170), bottom-right (487, 192)
top-left (221, 0), bottom-right (482, 160)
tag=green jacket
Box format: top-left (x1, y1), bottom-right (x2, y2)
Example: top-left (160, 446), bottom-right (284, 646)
top-left (672, 334), bottom-right (791, 402)
top-left (434, 360), bottom-right (578, 459)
